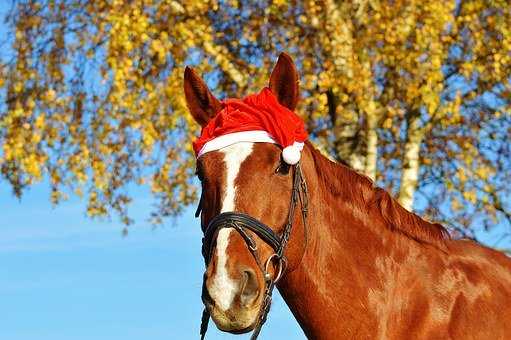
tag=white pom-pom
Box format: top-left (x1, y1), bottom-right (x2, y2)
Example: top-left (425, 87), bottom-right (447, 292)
top-left (282, 145), bottom-right (301, 165)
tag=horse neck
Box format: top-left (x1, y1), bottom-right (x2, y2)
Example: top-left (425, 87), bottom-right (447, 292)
top-left (277, 146), bottom-right (419, 338)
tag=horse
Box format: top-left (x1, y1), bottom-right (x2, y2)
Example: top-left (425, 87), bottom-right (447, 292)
top-left (183, 53), bottom-right (511, 339)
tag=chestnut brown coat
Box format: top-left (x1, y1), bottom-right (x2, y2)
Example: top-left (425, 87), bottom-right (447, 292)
top-left (185, 53), bottom-right (511, 339)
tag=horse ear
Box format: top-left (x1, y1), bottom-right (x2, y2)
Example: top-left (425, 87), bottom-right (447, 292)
top-left (184, 67), bottom-right (223, 127)
top-left (269, 52), bottom-right (299, 111)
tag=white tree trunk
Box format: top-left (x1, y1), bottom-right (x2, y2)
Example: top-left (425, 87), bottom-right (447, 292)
top-left (364, 117), bottom-right (378, 181)
top-left (398, 119), bottom-right (425, 211)
top-left (349, 153), bottom-right (366, 174)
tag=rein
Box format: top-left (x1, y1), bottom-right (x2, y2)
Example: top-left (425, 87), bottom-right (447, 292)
top-left (198, 163), bottom-right (308, 340)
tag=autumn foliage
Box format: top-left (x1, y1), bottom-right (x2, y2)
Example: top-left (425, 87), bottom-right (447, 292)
top-left (0, 1), bottom-right (509, 240)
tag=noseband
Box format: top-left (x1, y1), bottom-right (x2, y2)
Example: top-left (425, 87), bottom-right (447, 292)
top-left (198, 163), bottom-right (308, 340)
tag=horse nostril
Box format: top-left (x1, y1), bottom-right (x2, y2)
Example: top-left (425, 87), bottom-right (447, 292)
top-left (240, 269), bottom-right (260, 307)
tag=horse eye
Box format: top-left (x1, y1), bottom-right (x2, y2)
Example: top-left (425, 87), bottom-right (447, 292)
top-left (275, 161), bottom-right (291, 176)
top-left (195, 167), bottom-right (204, 182)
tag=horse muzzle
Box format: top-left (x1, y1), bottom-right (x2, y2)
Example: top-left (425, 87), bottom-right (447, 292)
top-left (202, 267), bottom-right (263, 333)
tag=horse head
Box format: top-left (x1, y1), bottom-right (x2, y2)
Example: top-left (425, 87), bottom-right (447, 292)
top-left (184, 53), bottom-right (308, 334)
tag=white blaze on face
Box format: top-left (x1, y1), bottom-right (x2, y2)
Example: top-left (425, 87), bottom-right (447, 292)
top-left (208, 142), bottom-right (254, 311)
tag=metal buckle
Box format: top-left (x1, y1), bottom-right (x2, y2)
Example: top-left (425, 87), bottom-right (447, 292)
top-left (264, 253), bottom-right (287, 284)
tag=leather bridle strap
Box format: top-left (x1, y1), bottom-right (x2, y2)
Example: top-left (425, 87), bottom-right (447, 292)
top-left (199, 163), bottom-right (308, 340)
top-left (202, 212), bottom-right (282, 264)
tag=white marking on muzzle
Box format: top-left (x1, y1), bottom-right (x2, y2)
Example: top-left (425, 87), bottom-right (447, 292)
top-left (208, 142), bottom-right (254, 312)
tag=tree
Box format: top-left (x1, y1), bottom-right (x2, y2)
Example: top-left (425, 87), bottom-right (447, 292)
top-left (1, 0), bottom-right (510, 241)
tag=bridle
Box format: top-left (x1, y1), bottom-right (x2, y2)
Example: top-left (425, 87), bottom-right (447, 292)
top-left (197, 162), bottom-right (309, 340)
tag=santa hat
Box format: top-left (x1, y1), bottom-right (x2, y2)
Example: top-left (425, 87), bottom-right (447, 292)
top-left (192, 87), bottom-right (308, 165)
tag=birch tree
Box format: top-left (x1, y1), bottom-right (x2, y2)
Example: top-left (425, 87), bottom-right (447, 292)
top-left (1, 0), bottom-right (509, 239)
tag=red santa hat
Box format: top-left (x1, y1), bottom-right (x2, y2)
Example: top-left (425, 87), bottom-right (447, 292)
top-left (192, 87), bottom-right (308, 165)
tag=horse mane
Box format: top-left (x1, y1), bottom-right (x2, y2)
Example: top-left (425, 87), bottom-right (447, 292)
top-left (306, 142), bottom-right (449, 247)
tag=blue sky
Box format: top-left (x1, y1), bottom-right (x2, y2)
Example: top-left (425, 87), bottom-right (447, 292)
top-left (0, 183), bottom-right (304, 340)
